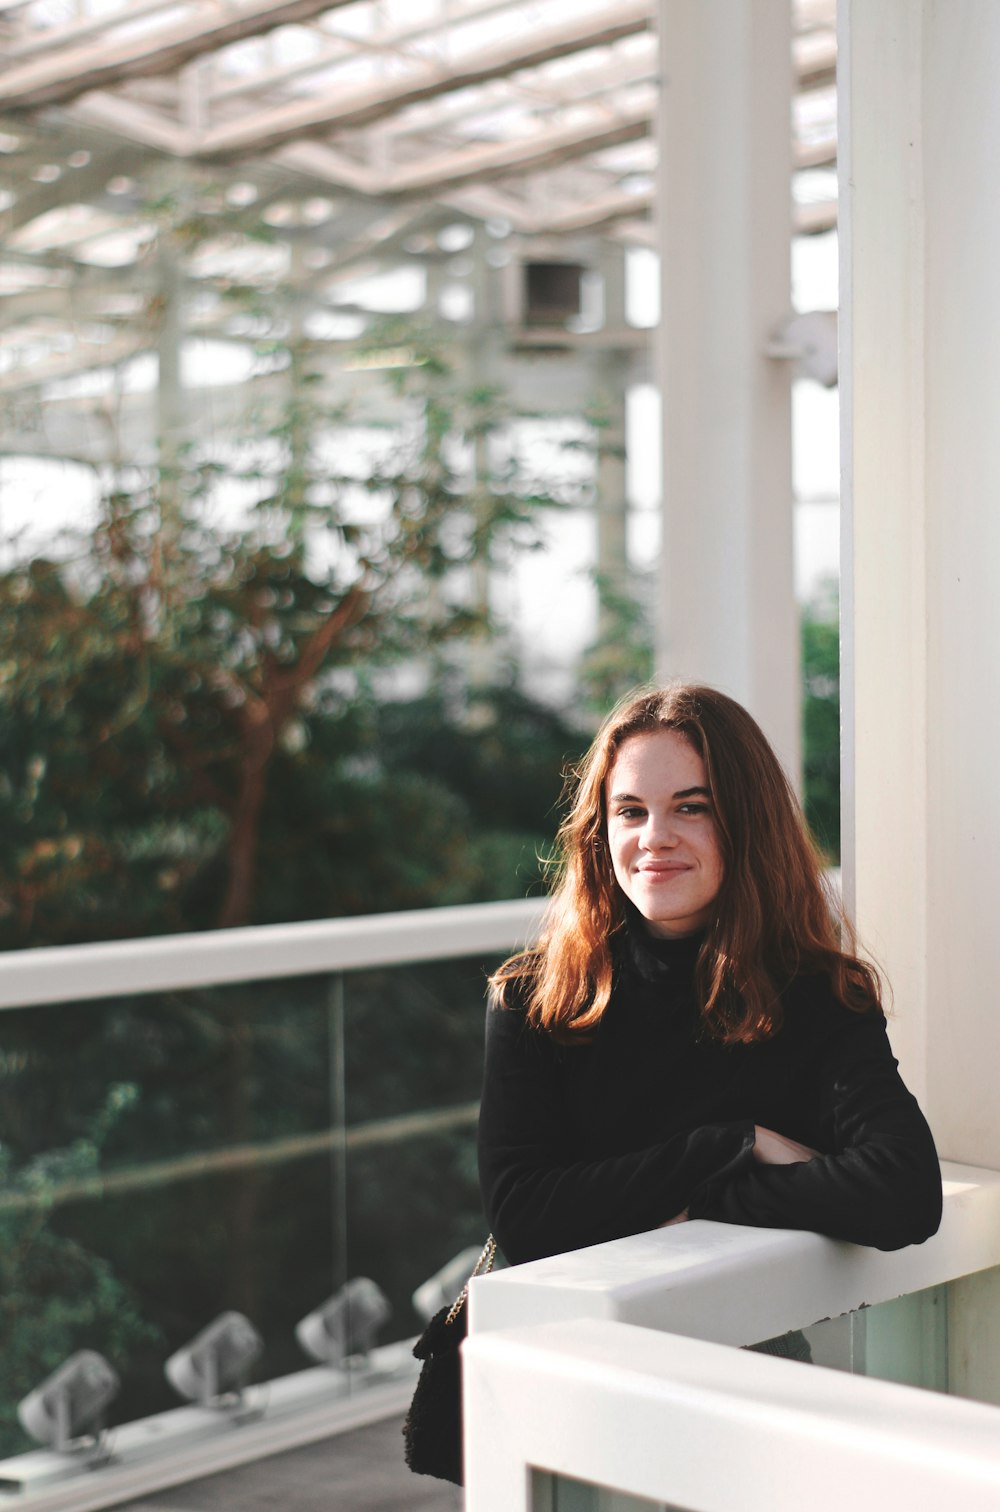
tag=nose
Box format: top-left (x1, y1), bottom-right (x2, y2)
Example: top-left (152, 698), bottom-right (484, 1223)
top-left (640, 811), bottom-right (678, 851)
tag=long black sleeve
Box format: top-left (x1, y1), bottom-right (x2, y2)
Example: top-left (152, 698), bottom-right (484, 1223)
top-left (478, 998), bottom-right (756, 1264)
top-left (689, 1006), bottom-right (942, 1250)
top-left (478, 938), bottom-right (942, 1265)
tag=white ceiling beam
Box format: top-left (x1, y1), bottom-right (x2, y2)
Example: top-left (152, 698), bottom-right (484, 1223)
top-left (526, 186), bottom-right (652, 235)
top-left (467, 178), bottom-right (837, 240)
top-left (795, 198), bottom-right (837, 235)
top-left (0, 284), bottom-right (143, 327)
top-left (795, 129), bottom-right (837, 169)
top-left (209, 31), bottom-right (356, 103)
top-left (792, 29), bottom-right (836, 90)
top-left (393, 105), bottom-right (828, 200)
top-left (71, 92), bottom-right (199, 156)
top-left (438, 183), bottom-right (535, 228)
top-left (793, 0), bottom-right (836, 33)
top-left (383, 40), bottom-right (657, 140)
top-left (609, 216), bottom-right (654, 247)
top-left (278, 94), bottom-right (828, 205)
top-left (273, 141), bottom-right (380, 196)
top-left (0, 334), bottom-right (146, 394)
top-left (0, 0), bottom-right (360, 110)
top-left (276, 104), bottom-right (650, 202)
top-left (199, 0), bottom-right (653, 156)
top-left (382, 103), bottom-right (651, 196)
top-left (211, 0), bottom-right (538, 102)
top-left (4, 0), bottom-right (189, 61)
top-left (581, 197), bottom-right (838, 243)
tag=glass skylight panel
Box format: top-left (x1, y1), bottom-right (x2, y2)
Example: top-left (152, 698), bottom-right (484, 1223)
top-left (185, 234), bottom-right (290, 283)
top-left (72, 223), bottom-right (155, 266)
top-left (0, 261), bottom-right (70, 294)
top-left (7, 203), bottom-right (118, 253)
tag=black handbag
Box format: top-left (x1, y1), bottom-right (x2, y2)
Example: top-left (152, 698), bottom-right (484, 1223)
top-left (402, 1235), bottom-right (497, 1486)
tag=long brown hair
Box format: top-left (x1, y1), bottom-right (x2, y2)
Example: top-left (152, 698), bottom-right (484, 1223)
top-left (491, 683), bottom-right (881, 1043)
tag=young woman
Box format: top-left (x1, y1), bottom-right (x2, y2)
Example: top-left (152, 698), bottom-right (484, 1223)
top-left (478, 684), bottom-right (942, 1267)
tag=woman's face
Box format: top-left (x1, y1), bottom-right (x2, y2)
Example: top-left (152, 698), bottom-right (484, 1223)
top-left (604, 728), bottom-right (724, 938)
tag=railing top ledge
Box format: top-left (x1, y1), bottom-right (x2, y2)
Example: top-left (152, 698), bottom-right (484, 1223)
top-left (464, 1316), bottom-right (1000, 1512)
top-left (0, 896), bottom-right (547, 1010)
top-left (469, 1161), bottom-right (1000, 1346)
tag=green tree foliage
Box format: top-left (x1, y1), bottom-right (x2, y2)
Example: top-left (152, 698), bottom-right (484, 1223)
top-left (0, 319), bottom-right (590, 1453)
top-left (578, 573), bottom-right (655, 714)
top-left (802, 583), bottom-right (841, 863)
top-left (0, 341), bottom-right (581, 949)
top-left (0, 1085), bottom-right (161, 1450)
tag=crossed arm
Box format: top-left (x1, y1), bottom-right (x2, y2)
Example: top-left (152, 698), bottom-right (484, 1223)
top-left (478, 1001), bottom-right (942, 1265)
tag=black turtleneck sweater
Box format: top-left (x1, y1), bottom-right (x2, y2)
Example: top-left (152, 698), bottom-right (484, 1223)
top-left (477, 925), bottom-right (942, 1266)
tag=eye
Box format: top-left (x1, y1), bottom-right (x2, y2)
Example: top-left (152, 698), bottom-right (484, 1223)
top-left (677, 802), bottom-right (710, 816)
top-left (615, 806), bottom-right (645, 820)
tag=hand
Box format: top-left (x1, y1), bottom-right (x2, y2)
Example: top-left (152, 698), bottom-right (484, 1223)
top-left (659, 1209), bottom-right (689, 1227)
top-left (752, 1126), bottom-right (820, 1166)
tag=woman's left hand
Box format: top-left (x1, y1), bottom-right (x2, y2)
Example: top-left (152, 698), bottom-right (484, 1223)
top-left (752, 1126), bottom-right (820, 1166)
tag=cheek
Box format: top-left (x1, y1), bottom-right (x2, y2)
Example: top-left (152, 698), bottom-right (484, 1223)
top-left (606, 830), bottom-right (630, 880)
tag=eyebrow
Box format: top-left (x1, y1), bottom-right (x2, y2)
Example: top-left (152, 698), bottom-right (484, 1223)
top-left (609, 786), bottom-right (710, 803)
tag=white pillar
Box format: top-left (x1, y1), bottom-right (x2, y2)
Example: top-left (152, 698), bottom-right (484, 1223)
top-left (655, 0), bottom-right (798, 781)
top-left (840, 2), bottom-right (1000, 1159)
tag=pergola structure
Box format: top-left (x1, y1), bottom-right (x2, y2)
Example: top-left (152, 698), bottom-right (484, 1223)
top-left (0, 0), bottom-right (835, 426)
top-left (0, 0), bottom-right (838, 720)
top-left (0, 0), bottom-right (834, 227)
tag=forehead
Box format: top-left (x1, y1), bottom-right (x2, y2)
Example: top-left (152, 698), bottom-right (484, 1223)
top-left (606, 728), bottom-right (706, 793)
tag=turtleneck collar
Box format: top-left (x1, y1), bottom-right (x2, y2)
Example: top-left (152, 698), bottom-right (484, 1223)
top-left (619, 901), bottom-right (706, 982)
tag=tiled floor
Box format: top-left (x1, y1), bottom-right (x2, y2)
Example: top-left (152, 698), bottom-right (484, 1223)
top-left (115, 1415), bottom-right (464, 1512)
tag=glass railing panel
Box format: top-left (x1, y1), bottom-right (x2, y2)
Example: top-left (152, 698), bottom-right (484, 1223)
top-left (534, 1473), bottom-right (685, 1512)
top-left (755, 1267), bottom-right (1000, 1402)
top-left (0, 974), bottom-right (341, 1458)
top-left (802, 1283), bottom-right (948, 1393)
top-left (340, 955), bottom-right (500, 1354)
top-left (0, 947), bottom-right (502, 1467)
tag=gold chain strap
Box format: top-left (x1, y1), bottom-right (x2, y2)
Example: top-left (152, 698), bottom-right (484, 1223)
top-left (444, 1234), bottom-right (497, 1326)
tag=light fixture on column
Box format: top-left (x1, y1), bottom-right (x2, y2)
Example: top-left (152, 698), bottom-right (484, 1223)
top-left (296, 1278), bottom-right (391, 1366)
top-left (765, 310), bottom-right (839, 387)
top-left (412, 1246), bottom-right (484, 1324)
top-left (17, 1351), bottom-right (119, 1456)
top-left (164, 1312), bottom-right (263, 1407)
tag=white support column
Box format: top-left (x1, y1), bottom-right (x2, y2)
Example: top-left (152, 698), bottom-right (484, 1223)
top-left (840, 2), bottom-right (1000, 1156)
top-left (655, 0), bottom-right (798, 781)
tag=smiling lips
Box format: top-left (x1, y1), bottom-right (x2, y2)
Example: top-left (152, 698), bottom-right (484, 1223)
top-left (637, 862), bottom-right (691, 877)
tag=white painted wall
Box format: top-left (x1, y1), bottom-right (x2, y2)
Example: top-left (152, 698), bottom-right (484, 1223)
top-left (841, 2), bottom-right (1000, 1161)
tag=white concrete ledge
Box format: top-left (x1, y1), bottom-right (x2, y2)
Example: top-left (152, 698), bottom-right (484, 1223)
top-left (469, 1161), bottom-right (1000, 1345)
top-left (464, 1316), bottom-right (1000, 1512)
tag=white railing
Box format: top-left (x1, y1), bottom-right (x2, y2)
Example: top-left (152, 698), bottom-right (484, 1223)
top-left (0, 897), bottom-right (547, 1009)
top-left (465, 1317), bottom-right (1000, 1512)
top-left (464, 1163), bottom-right (1000, 1511)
